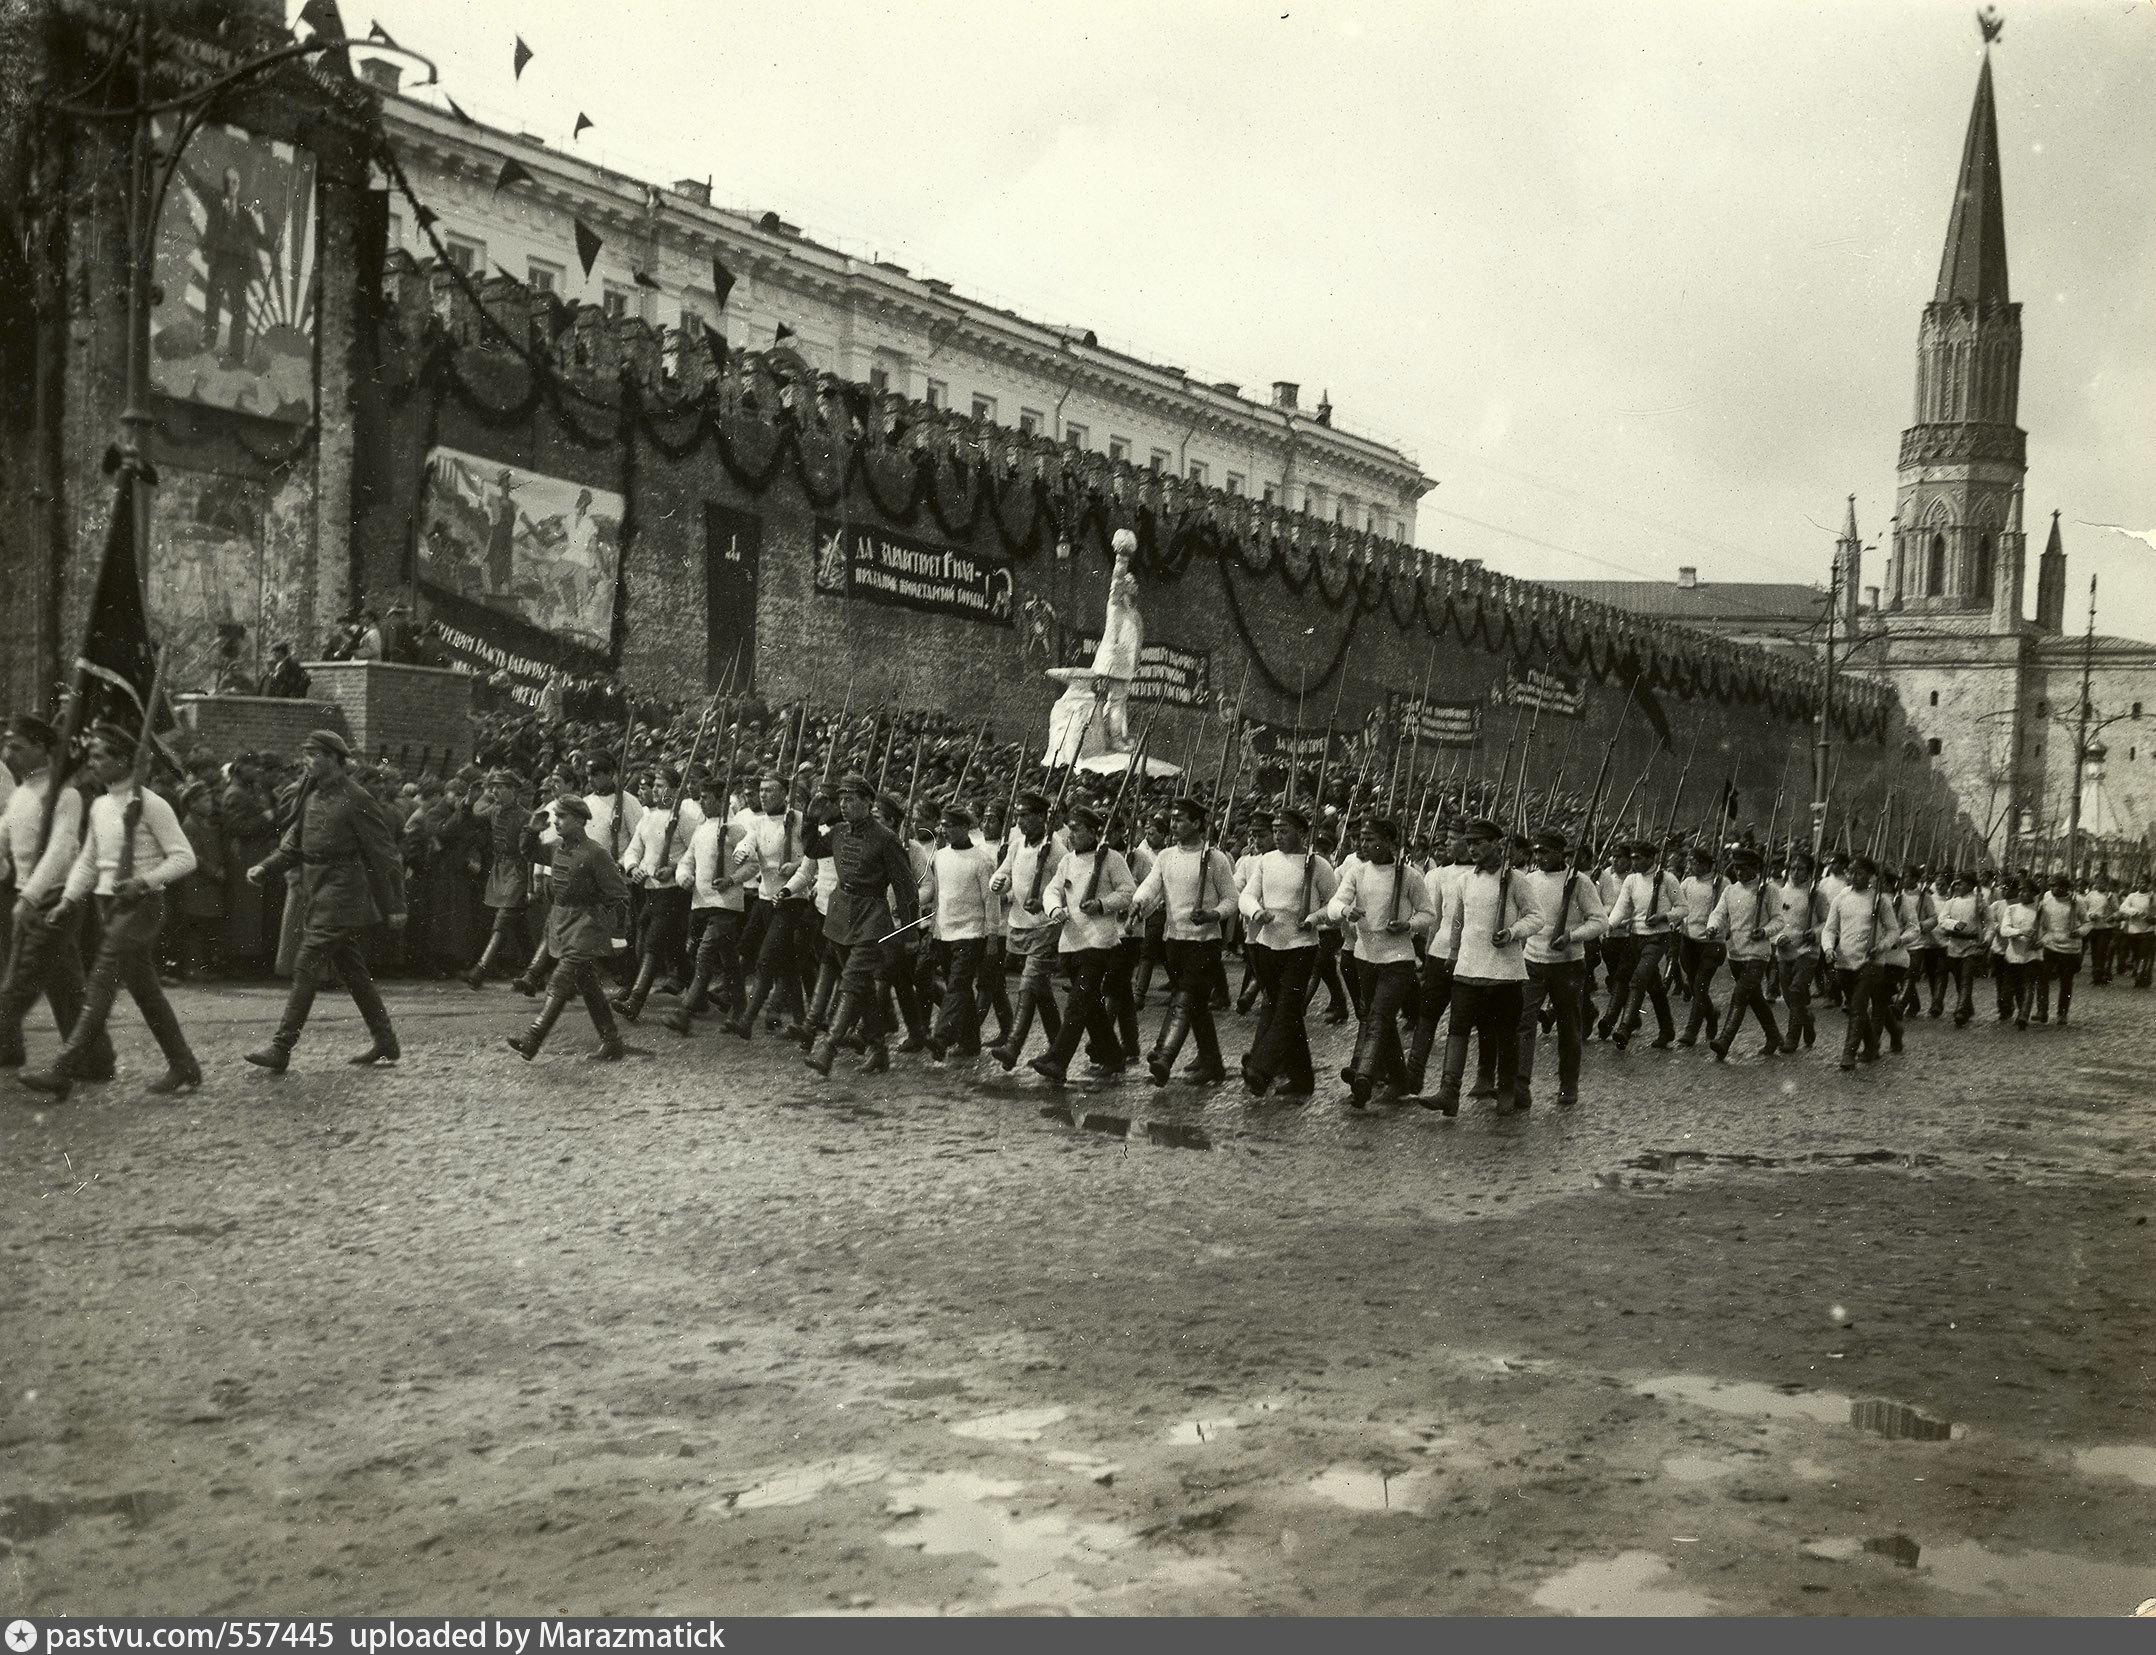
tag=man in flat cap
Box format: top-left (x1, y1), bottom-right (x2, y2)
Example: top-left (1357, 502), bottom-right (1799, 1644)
top-left (18, 723), bottom-right (201, 1098)
top-left (507, 793), bottom-right (632, 1062)
top-left (0, 713), bottom-right (113, 1079)
top-left (1604, 837), bottom-right (1687, 1050)
top-left (804, 771), bottom-right (917, 1078)
top-left (986, 788), bottom-right (1070, 1071)
top-left (1701, 843), bottom-right (1784, 1061)
top-left (1132, 795), bottom-right (1241, 1088)
top-left (1029, 803), bottom-right (1137, 1084)
top-left (1236, 802), bottom-right (1337, 1098)
top-left (243, 728), bottom-right (407, 1073)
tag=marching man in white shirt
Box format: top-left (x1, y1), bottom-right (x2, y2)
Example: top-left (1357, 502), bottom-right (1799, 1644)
top-left (1604, 838), bottom-right (1687, 1050)
top-left (1518, 827), bottom-right (1607, 1108)
top-left (1701, 843), bottom-right (1783, 1061)
top-left (0, 714), bottom-right (112, 1079)
top-left (1030, 803), bottom-right (1137, 1084)
top-left (1323, 814), bottom-right (1438, 1109)
top-left (664, 774), bottom-right (746, 1035)
top-left (1236, 803), bottom-right (1337, 1099)
top-left (1421, 817), bottom-right (1537, 1115)
top-left (18, 723), bottom-right (202, 1099)
top-left (1130, 795), bottom-right (1238, 1087)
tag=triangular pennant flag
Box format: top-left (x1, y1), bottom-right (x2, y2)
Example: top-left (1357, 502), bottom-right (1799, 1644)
top-left (75, 478), bottom-right (165, 733)
top-left (513, 36), bottom-right (534, 80)
top-left (700, 321), bottom-right (729, 364)
top-left (368, 19), bottom-right (396, 45)
top-left (494, 158), bottom-right (535, 194)
top-left (414, 202), bottom-right (438, 231)
top-left (297, 0), bottom-right (353, 76)
top-left (710, 256), bottom-right (735, 309)
top-left (632, 267), bottom-right (660, 290)
top-left (573, 112), bottom-right (594, 139)
top-left (774, 322), bottom-right (795, 347)
top-left (445, 95), bottom-right (474, 125)
top-left (573, 218), bottom-right (603, 278)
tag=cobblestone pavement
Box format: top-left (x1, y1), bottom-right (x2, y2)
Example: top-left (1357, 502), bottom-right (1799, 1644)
top-left (4, 975), bottom-right (2153, 1616)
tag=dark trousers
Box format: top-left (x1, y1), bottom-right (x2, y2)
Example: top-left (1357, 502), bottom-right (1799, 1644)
top-left (2040, 949), bottom-right (2080, 1020)
top-left (636, 886), bottom-right (691, 971)
top-left (688, 906), bottom-right (744, 1006)
top-left (1108, 936), bottom-right (1143, 1061)
top-left (1597, 937), bottom-right (1637, 1033)
top-left (1246, 944), bottom-right (1317, 1090)
top-left (1945, 952), bottom-right (1981, 1021)
top-left (2129, 931), bottom-right (2154, 987)
top-left (1834, 963), bottom-right (1887, 1060)
top-left (1616, 934), bottom-right (1676, 1040)
top-left (2088, 929), bottom-right (2114, 983)
top-left (546, 955), bottom-right (621, 1042)
top-left (56, 893), bottom-right (195, 1076)
top-left (1718, 955), bottom-right (1782, 1052)
top-left (1348, 958), bottom-right (1417, 1088)
top-left (1778, 953), bottom-right (1818, 1043)
top-left (1451, 978), bottom-right (1523, 1096)
top-left (0, 902), bottom-right (110, 1071)
top-left (1518, 958), bottom-right (1584, 1098)
top-left (975, 935), bottom-right (1014, 1036)
top-left (276, 923), bottom-right (394, 1052)
top-left (1309, 928), bottom-right (1350, 1016)
top-left (1042, 946), bottom-right (1123, 1071)
top-left (932, 937), bottom-right (985, 1049)
top-left (1160, 938), bottom-right (1224, 1070)
top-left (751, 897), bottom-right (810, 1021)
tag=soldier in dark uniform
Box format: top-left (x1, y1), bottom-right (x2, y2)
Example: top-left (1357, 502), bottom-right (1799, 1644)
top-left (242, 729), bottom-right (407, 1072)
top-left (506, 796), bottom-right (631, 1062)
top-left (805, 772), bottom-right (918, 1078)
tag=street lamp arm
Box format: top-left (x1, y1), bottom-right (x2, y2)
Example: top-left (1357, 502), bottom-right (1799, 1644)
top-left (47, 38), bottom-right (438, 121)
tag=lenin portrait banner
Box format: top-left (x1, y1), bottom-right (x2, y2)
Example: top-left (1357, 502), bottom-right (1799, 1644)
top-left (150, 119), bottom-right (317, 426)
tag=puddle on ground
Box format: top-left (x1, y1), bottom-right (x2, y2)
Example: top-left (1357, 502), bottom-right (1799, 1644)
top-left (2074, 1445), bottom-right (2156, 1487)
top-left (1864, 1535), bottom-right (1922, 1568)
top-left (1921, 1539), bottom-right (2151, 1615)
top-left (713, 1454), bottom-right (886, 1512)
top-left (881, 1471), bottom-right (1130, 1610)
top-left (1531, 1551), bottom-right (1715, 1616)
top-left (1800, 1537), bottom-right (1865, 1561)
top-left (1851, 1398), bottom-right (1953, 1441)
top-left (0, 1490), bottom-right (177, 1541)
top-left (949, 1405), bottom-right (1069, 1443)
top-left (1306, 1465), bottom-right (1434, 1513)
top-left (1635, 1375), bottom-right (1849, 1424)
top-left (1044, 1450), bottom-right (1120, 1483)
top-left (1662, 1456), bottom-right (1740, 1483)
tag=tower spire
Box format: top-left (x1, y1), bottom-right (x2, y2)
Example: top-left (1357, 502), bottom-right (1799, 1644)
top-left (1935, 50), bottom-right (2010, 306)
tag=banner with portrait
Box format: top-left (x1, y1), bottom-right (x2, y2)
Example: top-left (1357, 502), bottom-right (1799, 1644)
top-left (150, 119), bottom-right (317, 425)
top-left (814, 520), bottom-right (1014, 627)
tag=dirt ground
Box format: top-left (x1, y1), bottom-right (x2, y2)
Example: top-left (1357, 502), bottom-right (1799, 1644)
top-left (4, 972), bottom-right (2154, 1616)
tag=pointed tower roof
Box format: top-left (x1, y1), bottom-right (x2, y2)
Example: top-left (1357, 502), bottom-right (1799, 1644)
top-left (1934, 53), bottom-right (2011, 306)
top-left (1841, 494), bottom-right (1860, 542)
top-left (2043, 509), bottom-right (2063, 556)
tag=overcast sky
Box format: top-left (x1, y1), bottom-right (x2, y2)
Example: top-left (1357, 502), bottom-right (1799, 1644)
top-left (325, 0), bottom-right (2156, 641)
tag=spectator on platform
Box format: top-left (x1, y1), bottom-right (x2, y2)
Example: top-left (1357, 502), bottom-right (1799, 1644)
top-left (262, 644), bottom-right (310, 699)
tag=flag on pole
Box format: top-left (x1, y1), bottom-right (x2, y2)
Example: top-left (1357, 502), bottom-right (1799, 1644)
top-left (573, 112), bottom-right (594, 139)
top-left (493, 158), bottom-right (535, 194)
top-left (573, 218), bottom-right (603, 278)
top-left (75, 479), bottom-right (166, 731)
top-left (711, 256), bottom-right (736, 309)
top-left (513, 36), bottom-right (534, 79)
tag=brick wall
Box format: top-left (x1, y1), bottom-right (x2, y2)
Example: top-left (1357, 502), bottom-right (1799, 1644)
top-left (302, 662), bottom-right (476, 772)
top-left (172, 695), bottom-right (346, 761)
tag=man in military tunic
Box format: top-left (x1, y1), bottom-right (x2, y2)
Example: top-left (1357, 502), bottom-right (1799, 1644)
top-left (506, 795), bottom-right (632, 1062)
top-left (806, 771), bottom-right (919, 1079)
top-left (243, 729), bottom-right (408, 1072)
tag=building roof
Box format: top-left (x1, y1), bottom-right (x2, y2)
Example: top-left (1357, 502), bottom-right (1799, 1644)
top-left (1541, 581), bottom-right (1828, 625)
top-left (1934, 53), bottom-right (2011, 307)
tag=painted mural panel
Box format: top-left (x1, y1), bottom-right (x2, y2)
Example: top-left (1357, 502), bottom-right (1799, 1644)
top-left (149, 469), bottom-right (273, 696)
top-left (150, 120), bottom-right (317, 426)
top-left (417, 447), bottom-right (622, 695)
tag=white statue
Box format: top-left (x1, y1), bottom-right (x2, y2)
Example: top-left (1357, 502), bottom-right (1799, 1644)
top-left (1044, 529), bottom-right (1145, 766)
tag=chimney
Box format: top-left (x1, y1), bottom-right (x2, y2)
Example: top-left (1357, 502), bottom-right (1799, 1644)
top-left (1676, 566), bottom-right (1698, 589)
top-left (673, 178), bottom-right (711, 206)
top-left (1271, 381), bottom-right (1299, 411)
top-left (1864, 585), bottom-right (1881, 614)
top-left (358, 59), bottom-right (402, 95)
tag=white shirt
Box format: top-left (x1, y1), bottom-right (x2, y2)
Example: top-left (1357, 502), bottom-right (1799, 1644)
top-left (1937, 893), bottom-right (1986, 957)
top-left (1522, 866), bottom-right (1608, 965)
top-left (1045, 847), bottom-right (1136, 952)
top-left (1323, 857), bottom-right (1435, 966)
top-left (928, 842), bottom-right (998, 941)
top-left (1996, 901), bottom-right (2039, 965)
top-left (1595, 866), bottom-right (1628, 937)
top-left (733, 807), bottom-right (802, 901)
top-left (2037, 893), bottom-right (2082, 954)
top-left (583, 788), bottom-right (644, 856)
top-left (677, 815), bottom-right (746, 911)
top-left (2120, 891), bottom-right (2153, 935)
top-left (62, 782), bottom-right (197, 903)
top-left (1679, 874), bottom-right (1723, 940)
top-left (1238, 848), bottom-right (1338, 952)
top-left (1131, 841), bottom-right (1239, 942)
top-left (1429, 861), bottom-right (1469, 960)
top-left (4, 772), bottom-right (85, 904)
top-left (1440, 866), bottom-right (1535, 982)
top-left (991, 827), bottom-right (1072, 932)
top-left (1820, 885), bottom-right (1898, 971)
top-left (1765, 879), bottom-right (1823, 958)
top-left (1704, 879), bottom-right (1775, 962)
top-left (623, 801), bottom-right (702, 884)
top-left (1607, 869), bottom-right (1686, 938)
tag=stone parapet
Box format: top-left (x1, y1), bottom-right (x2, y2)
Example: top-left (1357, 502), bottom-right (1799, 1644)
top-left (172, 694), bottom-right (347, 762)
top-left (299, 661), bottom-right (476, 773)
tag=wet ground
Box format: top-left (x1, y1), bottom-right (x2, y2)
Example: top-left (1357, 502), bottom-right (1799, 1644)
top-left (4, 976), bottom-right (2154, 1616)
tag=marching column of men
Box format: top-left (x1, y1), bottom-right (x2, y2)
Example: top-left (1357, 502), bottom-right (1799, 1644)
top-left (7, 725), bottom-right (2153, 1105)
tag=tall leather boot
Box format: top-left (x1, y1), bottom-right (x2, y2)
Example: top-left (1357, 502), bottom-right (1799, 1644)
top-left (1419, 1032), bottom-right (1470, 1116)
top-left (578, 969), bottom-right (626, 1060)
top-left (611, 954), bottom-right (659, 1022)
top-left (806, 992), bottom-right (864, 1077)
top-left (989, 996), bottom-right (1037, 1072)
top-left (507, 987), bottom-right (572, 1060)
top-left (464, 933), bottom-right (502, 991)
top-left (667, 960), bottom-right (712, 1035)
top-left (1147, 997), bottom-right (1193, 1087)
top-left (345, 967), bottom-right (401, 1065)
top-left (724, 973), bottom-right (774, 1039)
top-left (1345, 1013), bottom-right (1383, 1107)
top-left (1469, 1037), bottom-right (1498, 1099)
top-left (1679, 988), bottom-right (1717, 1047)
top-left (136, 987), bottom-right (203, 1095)
top-left (512, 940), bottom-right (552, 997)
top-left (1403, 1005), bottom-right (1441, 1096)
top-left (245, 981), bottom-right (317, 1072)
top-left (798, 960), bottom-right (839, 1050)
